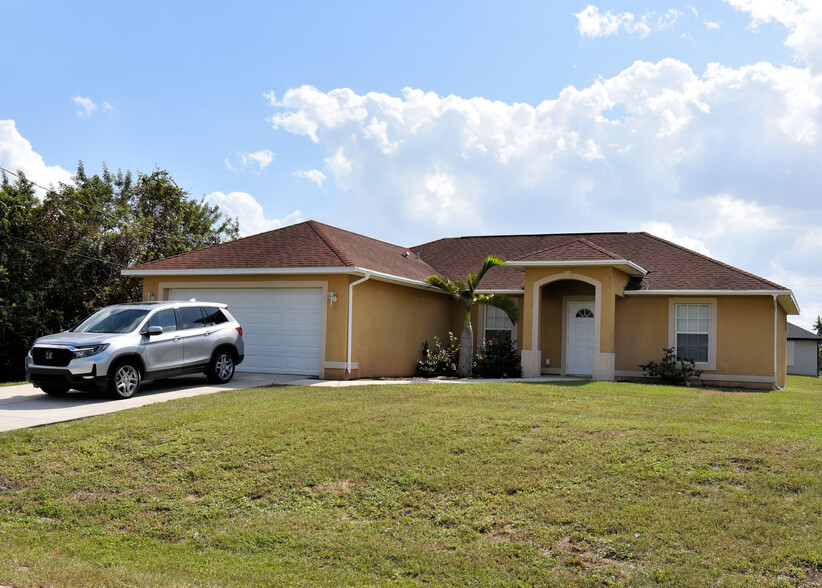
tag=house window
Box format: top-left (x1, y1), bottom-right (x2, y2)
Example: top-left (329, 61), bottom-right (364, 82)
top-left (675, 303), bottom-right (711, 364)
top-left (668, 298), bottom-right (716, 371)
top-left (787, 340), bottom-right (795, 367)
top-left (484, 305), bottom-right (516, 343)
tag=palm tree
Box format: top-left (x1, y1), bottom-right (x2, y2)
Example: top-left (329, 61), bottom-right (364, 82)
top-left (426, 255), bottom-right (521, 377)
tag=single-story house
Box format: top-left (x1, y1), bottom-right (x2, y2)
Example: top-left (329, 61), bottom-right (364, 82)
top-left (787, 322), bottom-right (820, 377)
top-left (123, 220), bottom-right (799, 388)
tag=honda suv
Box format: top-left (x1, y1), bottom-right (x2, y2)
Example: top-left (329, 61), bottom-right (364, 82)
top-left (25, 301), bottom-right (245, 399)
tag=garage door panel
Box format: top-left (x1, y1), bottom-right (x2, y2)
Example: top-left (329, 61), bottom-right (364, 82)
top-left (168, 288), bottom-right (323, 376)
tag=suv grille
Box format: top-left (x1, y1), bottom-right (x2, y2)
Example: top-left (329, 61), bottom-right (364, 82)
top-left (32, 347), bottom-right (73, 367)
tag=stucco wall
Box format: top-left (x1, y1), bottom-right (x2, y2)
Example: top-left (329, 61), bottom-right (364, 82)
top-left (613, 294), bottom-right (785, 388)
top-left (349, 278), bottom-right (453, 378)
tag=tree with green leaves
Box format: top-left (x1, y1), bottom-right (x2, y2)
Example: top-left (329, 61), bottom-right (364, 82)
top-left (0, 163), bottom-right (238, 382)
top-left (425, 255), bottom-right (521, 377)
top-left (814, 315), bottom-right (822, 336)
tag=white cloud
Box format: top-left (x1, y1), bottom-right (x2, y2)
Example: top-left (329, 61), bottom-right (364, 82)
top-left (0, 120), bottom-right (73, 196)
top-left (203, 191), bottom-right (302, 236)
top-left (724, 0), bottom-right (822, 70)
top-left (641, 222), bottom-right (711, 255)
top-left (574, 5), bottom-right (682, 38)
top-left (72, 96), bottom-right (97, 117)
top-left (72, 96), bottom-right (113, 117)
top-left (224, 149), bottom-right (276, 174)
top-left (704, 19), bottom-right (721, 29)
top-left (266, 53), bottom-right (822, 325)
top-left (294, 169), bottom-right (327, 187)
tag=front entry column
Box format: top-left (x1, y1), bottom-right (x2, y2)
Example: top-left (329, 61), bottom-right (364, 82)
top-left (592, 288), bottom-right (615, 381)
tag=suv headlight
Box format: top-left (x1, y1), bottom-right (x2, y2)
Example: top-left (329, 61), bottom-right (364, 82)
top-left (72, 344), bottom-right (110, 358)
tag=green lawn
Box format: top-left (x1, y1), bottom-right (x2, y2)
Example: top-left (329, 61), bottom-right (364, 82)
top-left (1, 377), bottom-right (821, 587)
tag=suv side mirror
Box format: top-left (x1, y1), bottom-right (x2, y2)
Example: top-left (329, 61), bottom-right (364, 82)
top-left (141, 326), bottom-right (163, 336)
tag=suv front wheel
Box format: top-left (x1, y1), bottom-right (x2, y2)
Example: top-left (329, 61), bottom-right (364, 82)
top-left (109, 360), bottom-right (141, 399)
top-left (207, 349), bottom-right (235, 384)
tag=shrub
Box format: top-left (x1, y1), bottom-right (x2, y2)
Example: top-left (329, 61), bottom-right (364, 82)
top-left (640, 347), bottom-right (702, 386)
top-left (473, 336), bottom-right (521, 378)
top-left (417, 332), bottom-right (460, 377)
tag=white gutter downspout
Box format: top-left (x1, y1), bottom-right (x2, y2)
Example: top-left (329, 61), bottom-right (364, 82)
top-left (347, 274), bottom-right (371, 374)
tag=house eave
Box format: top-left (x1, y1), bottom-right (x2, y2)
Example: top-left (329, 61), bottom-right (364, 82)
top-left (121, 266), bottom-right (439, 292)
top-left (506, 259), bottom-right (647, 277)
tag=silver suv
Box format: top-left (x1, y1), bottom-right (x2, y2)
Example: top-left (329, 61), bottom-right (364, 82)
top-left (25, 301), bottom-right (245, 399)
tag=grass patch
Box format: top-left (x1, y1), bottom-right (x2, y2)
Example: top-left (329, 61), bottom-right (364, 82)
top-left (0, 376), bottom-right (821, 586)
top-left (0, 381), bottom-right (24, 387)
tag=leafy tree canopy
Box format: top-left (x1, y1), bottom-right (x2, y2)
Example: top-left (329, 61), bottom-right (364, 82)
top-left (0, 162), bottom-right (238, 381)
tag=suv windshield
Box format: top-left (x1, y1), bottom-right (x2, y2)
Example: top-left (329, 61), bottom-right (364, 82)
top-left (72, 308), bottom-right (150, 334)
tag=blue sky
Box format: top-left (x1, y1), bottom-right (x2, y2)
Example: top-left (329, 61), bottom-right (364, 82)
top-left (2, 0), bottom-right (821, 330)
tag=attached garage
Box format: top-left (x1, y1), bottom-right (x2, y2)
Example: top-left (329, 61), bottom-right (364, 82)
top-left (168, 287), bottom-right (323, 376)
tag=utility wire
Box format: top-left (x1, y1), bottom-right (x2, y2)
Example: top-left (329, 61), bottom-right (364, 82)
top-left (0, 231), bottom-right (128, 268)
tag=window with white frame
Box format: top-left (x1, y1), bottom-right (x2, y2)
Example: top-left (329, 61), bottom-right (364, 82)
top-left (675, 303), bottom-right (711, 363)
top-left (787, 340), bottom-right (795, 367)
top-left (484, 305), bottom-right (516, 343)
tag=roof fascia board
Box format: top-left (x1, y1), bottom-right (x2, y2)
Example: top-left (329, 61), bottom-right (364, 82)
top-left (122, 266), bottom-right (439, 292)
top-left (507, 259), bottom-right (647, 277)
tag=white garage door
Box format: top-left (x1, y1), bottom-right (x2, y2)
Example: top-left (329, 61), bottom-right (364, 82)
top-left (168, 288), bottom-right (323, 376)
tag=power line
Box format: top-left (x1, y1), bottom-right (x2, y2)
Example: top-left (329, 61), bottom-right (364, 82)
top-left (0, 231), bottom-right (128, 268)
top-left (1, 165), bottom-right (123, 223)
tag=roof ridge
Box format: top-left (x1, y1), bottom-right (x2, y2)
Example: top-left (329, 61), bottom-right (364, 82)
top-left (639, 232), bottom-right (787, 290)
top-left (307, 220), bottom-right (353, 267)
top-left (510, 237), bottom-right (624, 262)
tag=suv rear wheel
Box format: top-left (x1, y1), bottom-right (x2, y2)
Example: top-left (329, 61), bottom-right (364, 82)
top-left (207, 350), bottom-right (235, 384)
top-left (108, 361), bottom-right (141, 399)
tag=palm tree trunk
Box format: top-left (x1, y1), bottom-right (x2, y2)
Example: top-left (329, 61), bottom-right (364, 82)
top-left (459, 321), bottom-right (473, 378)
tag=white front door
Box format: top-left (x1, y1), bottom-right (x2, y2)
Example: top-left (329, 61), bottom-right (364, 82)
top-left (566, 301), bottom-right (595, 376)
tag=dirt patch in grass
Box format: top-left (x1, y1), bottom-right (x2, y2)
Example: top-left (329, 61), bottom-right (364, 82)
top-left (310, 479), bottom-right (355, 495)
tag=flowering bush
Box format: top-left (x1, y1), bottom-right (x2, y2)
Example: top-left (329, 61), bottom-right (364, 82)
top-left (417, 332), bottom-right (460, 377)
top-left (473, 336), bottom-right (521, 378)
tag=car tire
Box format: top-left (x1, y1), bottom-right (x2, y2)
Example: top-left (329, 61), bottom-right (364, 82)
top-left (207, 350), bottom-right (235, 384)
top-left (41, 385), bottom-right (70, 396)
top-left (108, 361), bottom-right (141, 399)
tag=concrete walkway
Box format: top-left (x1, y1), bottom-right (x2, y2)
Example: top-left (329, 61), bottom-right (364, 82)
top-left (0, 373), bottom-right (584, 433)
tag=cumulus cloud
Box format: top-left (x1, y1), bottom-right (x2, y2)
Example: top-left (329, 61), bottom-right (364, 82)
top-left (725, 0), bottom-right (822, 70)
top-left (0, 120), bottom-right (74, 196)
top-left (266, 52), bottom-right (822, 325)
top-left (203, 191), bottom-right (301, 236)
top-left (224, 149), bottom-right (276, 174)
top-left (575, 5), bottom-right (682, 38)
top-left (294, 169), bottom-right (327, 187)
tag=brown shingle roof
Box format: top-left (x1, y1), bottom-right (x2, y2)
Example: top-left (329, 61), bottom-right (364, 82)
top-left (128, 220), bottom-right (439, 281)
top-left (128, 221), bottom-right (788, 293)
top-left (512, 238), bottom-right (624, 262)
top-left (413, 231), bottom-right (787, 292)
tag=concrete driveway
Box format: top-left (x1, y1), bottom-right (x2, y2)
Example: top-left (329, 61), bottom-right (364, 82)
top-left (0, 372), bottom-right (312, 433)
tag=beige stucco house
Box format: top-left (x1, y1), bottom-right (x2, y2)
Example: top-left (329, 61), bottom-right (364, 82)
top-left (123, 220), bottom-right (799, 388)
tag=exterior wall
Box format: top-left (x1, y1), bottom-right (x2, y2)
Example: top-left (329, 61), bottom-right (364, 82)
top-left (614, 295), bottom-right (668, 372)
top-left (348, 278), bottom-right (453, 378)
top-left (789, 340), bottom-right (820, 377)
top-left (612, 294), bottom-right (785, 389)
